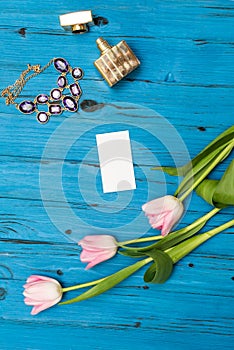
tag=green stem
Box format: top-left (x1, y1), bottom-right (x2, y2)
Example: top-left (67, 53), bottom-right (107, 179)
top-left (61, 256), bottom-right (154, 294)
top-left (168, 219), bottom-right (234, 263)
top-left (171, 207), bottom-right (220, 235)
top-left (62, 277), bottom-right (106, 293)
top-left (121, 207), bottom-right (220, 252)
top-left (60, 257), bottom-right (153, 305)
top-left (119, 235), bottom-right (162, 247)
top-left (178, 140), bottom-right (234, 202)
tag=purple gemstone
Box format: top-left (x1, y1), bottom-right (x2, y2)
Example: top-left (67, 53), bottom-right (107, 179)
top-left (63, 96), bottom-right (78, 112)
top-left (49, 104), bottom-right (62, 115)
top-left (36, 94), bottom-right (49, 104)
top-left (37, 112), bottom-right (50, 124)
top-left (69, 83), bottom-right (81, 97)
top-left (54, 58), bottom-right (69, 73)
top-left (51, 88), bottom-right (62, 100)
top-left (18, 101), bottom-right (36, 114)
top-left (57, 76), bottom-right (67, 88)
top-left (72, 67), bottom-right (83, 79)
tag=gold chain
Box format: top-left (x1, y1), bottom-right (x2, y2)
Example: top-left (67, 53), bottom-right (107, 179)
top-left (1, 59), bottom-right (54, 106)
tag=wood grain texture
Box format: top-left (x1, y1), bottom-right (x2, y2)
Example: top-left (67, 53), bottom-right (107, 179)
top-left (0, 0), bottom-right (233, 349)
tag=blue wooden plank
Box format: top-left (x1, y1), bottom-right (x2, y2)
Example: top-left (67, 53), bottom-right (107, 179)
top-left (0, 243), bottom-right (233, 349)
top-left (0, 0), bottom-right (233, 349)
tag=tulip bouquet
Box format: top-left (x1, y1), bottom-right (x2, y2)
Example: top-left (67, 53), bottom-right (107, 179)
top-left (24, 126), bottom-right (234, 315)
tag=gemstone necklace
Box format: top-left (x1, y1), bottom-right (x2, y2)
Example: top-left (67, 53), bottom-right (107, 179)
top-left (1, 58), bottom-right (83, 124)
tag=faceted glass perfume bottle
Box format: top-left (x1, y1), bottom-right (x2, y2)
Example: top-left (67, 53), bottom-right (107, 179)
top-left (94, 37), bottom-right (140, 87)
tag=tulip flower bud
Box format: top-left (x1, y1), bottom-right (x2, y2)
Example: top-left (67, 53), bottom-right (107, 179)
top-left (78, 235), bottom-right (118, 269)
top-left (142, 195), bottom-right (184, 236)
top-left (23, 275), bottom-right (63, 315)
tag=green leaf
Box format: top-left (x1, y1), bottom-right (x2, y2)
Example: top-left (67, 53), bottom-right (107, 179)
top-left (144, 249), bottom-right (173, 284)
top-left (118, 249), bottom-right (146, 258)
top-left (195, 160), bottom-right (234, 207)
top-left (176, 160), bottom-right (220, 199)
top-left (184, 127), bottom-right (234, 171)
top-left (60, 258), bottom-right (151, 305)
top-left (151, 166), bottom-right (183, 176)
top-left (120, 216), bottom-right (208, 257)
top-left (196, 179), bottom-right (220, 206)
top-left (202, 125), bottom-right (234, 151)
top-left (153, 222), bottom-right (205, 251)
top-left (120, 207), bottom-right (219, 261)
top-left (151, 126), bottom-right (234, 196)
top-left (167, 235), bottom-right (208, 263)
top-left (168, 219), bottom-right (234, 263)
top-left (214, 159), bottom-right (234, 206)
top-left (175, 140), bottom-right (233, 196)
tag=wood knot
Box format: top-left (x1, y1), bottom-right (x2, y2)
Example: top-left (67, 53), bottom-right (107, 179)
top-left (80, 100), bottom-right (104, 112)
top-left (93, 16), bottom-right (109, 27)
top-left (142, 285), bottom-right (149, 289)
top-left (0, 287), bottom-right (7, 300)
top-left (18, 28), bottom-right (26, 37)
top-left (65, 229), bottom-right (72, 234)
top-left (197, 126), bottom-right (206, 131)
top-left (134, 321), bottom-right (141, 328)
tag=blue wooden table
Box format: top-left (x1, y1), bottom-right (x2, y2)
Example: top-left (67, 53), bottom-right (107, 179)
top-left (0, 1), bottom-right (233, 349)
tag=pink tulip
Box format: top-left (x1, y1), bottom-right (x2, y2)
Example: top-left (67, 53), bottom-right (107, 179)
top-left (23, 275), bottom-right (62, 315)
top-left (78, 235), bottom-right (118, 269)
top-left (142, 195), bottom-right (184, 236)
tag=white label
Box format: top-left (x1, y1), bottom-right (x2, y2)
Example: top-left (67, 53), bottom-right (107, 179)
top-left (96, 130), bottom-right (136, 193)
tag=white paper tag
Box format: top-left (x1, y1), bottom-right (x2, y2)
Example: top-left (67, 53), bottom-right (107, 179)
top-left (96, 130), bottom-right (136, 193)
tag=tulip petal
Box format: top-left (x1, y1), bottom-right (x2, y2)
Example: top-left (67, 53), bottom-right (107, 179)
top-left (78, 235), bottom-right (118, 269)
top-left (26, 275), bottom-right (41, 283)
top-left (85, 250), bottom-right (117, 269)
top-left (24, 297), bottom-right (43, 306)
top-left (23, 275), bottom-right (62, 315)
top-left (161, 214), bottom-right (175, 236)
top-left (161, 207), bottom-right (183, 236)
top-left (31, 301), bottom-right (53, 315)
top-left (30, 295), bottom-right (62, 315)
top-left (34, 275), bottom-right (61, 285)
top-left (148, 214), bottom-right (165, 228)
top-left (23, 282), bottom-right (61, 301)
top-left (23, 281), bottom-right (45, 289)
top-left (80, 249), bottom-right (101, 262)
top-left (142, 195), bottom-right (184, 236)
top-left (142, 195), bottom-right (178, 214)
top-left (79, 235), bottom-right (117, 250)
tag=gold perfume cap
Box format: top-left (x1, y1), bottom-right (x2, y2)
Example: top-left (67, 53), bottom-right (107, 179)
top-left (59, 10), bottom-right (93, 34)
top-left (94, 37), bottom-right (140, 87)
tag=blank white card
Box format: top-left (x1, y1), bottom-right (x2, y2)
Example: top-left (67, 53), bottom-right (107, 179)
top-left (96, 130), bottom-right (136, 193)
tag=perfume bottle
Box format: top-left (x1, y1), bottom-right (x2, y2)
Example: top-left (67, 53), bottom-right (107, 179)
top-left (94, 37), bottom-right (140, 87)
